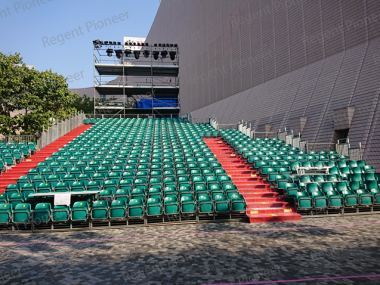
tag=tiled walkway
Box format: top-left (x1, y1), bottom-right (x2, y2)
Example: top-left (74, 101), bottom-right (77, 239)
top-left (1, 215), bottom-right (380, 284)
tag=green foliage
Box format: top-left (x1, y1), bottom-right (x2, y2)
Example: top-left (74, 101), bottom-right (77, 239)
top-left (0, 52), bottom-right (79, 135)
top-left (72, 94), bottom-right (94, 114)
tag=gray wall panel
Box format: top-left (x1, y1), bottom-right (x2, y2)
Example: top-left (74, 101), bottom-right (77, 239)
top-left (146, 0), bottom-right (380, 168)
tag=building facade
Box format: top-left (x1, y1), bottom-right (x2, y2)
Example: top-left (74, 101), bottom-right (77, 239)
top-left (146, 0), bottom-right (380, 168)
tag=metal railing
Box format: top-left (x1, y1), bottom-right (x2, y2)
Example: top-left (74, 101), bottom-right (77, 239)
top-left (0, 135), bottom-right (37, 144)
top-left (37, 112), bottom-right (85, 149)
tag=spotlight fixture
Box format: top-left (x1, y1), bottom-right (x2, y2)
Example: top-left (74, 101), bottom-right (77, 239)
top-left (124, 49), bottom-right (132, 57)
top-left (112, 41), bottom-right (116, 45)
top-left (145, 43), bottom-right (149, 46)
top-left (154, 43), bottom-right (157, 47)
top-left (162, 43), bottom-right (166, 47)
top-left (115, 49), bottom-right (123, 59)
top-left (161, 50), bottom-right (168, 58)
top-left (153, 51), bottom-right (159, 60)
top-left (158, 43), bottom-right (162, 47)
top-left (106, 49), bottom-right (113, 57)
top-left (117, 42), bottom-right (121, 45)
top-left (143, 50), bottom-right (150, 58)
top-left (133, 50), bottom-right (140, 59)
top-left (169, 51), bottom-right (176, 60)
top-left (166, 43), bottom-right (170, 47)
top-left (105, 41), bottom-right (109, 44)
top-left (174, 44), bottom-right (178, 47)
top-left (124, 42), bottom-right (128, 45)
top-left (170, 44), bottom-right (174, 47)
top-left (100, 41), bottom-right (103, 45)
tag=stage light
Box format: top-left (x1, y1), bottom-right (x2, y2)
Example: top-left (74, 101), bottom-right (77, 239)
top-left (100, 41), bottom-right (103, 45)
top-left (158, 43), bottom-right (162, 47)
top-left (106, 49), bottom-right (113, 57)
top-left (161, 50), bottom-right (168, 58)
top-left (115, 49), bottom-right (123, 59)
top-left (105, 41), bottom-right (109, 44)
top-left (174, 44), bottom-right (178, 47)
top-left (170, 44), bottom-right (173, 47)
top-left (112, 41), bottom-right (116, 45)
top-left (143, 50), bottom-right (150, 58)
top-left (166, 43), bottom-right (170, 47)
top-left (124, 42), bottom-right (128, 45)
top-left (154, 43), bottom-right (157, 47)
top-left (124, 49), bottom-right (132, 57)
top-left (133, 51), bottom-right (140, 59)
top-left (145, 43), bottom-right (149, 46)
top-left (117, 42), bottom-right (121, 45)
top-left (153, 51), bottom-right (159, 60)
top-left (169, 51), bottom-right (176, 60)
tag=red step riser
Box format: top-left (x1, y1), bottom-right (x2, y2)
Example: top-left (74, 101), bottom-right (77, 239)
top-left (248, 215), bottom-right (302, 223)
top-left (246, 202), bottom-right (290, 208)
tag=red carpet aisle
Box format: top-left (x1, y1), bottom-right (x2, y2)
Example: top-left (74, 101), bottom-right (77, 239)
top-left (0, 125), bottom-right (92, 192)
top-left (204, 138), bottom-right (301, 223)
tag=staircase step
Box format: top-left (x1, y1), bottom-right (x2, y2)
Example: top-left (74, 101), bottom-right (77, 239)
top-left (247, 213), bottom-right (302, 223)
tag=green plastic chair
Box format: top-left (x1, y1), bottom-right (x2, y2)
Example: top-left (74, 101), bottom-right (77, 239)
top-left (52, 205), bottom-right (70, 222)
top-left (198, 194), bottom-right (213, 214)
top-left (12, 203), bottom-right (31, 224)
top-left (128, 198), bottom-right (144, 218)
top-left (0, 204), bottom-right (12, 224)
top-left (214, 194), bottom-right (230, 213)
top-left (164, 196), bottom-right (179, 215)
top-left (33, 203), bottom-right (51, 223)
top-left (91, 200), bottom-right (109, 220)
top-left (71, 201), bottom-right (89, 221)
top-left (180, 195), bottom-right (196, 214)
top-left (110, 200), bottom-right (127, 219)
top-left (230, 194), bottom-right (246, 212)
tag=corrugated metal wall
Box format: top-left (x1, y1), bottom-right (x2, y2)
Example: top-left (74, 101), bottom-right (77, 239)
top-left (146, 0), bottom-right (380, 168)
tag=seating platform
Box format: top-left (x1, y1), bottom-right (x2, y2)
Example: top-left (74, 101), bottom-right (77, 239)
top-left (219, 128), bottom-right (380, 217)
top-left (0, 118), bottom-right (247, 232)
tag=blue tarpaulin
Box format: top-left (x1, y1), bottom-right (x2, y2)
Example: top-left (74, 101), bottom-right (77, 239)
top-left (137, 99), bottom-right (178, 109)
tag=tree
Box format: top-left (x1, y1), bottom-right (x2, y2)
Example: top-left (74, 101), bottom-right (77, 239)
top-left (0, 52), bottom-right (79, 136)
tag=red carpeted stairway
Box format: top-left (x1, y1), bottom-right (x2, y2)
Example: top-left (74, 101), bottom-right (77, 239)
top-left (204, 138), bottom-right (302, 223)
top-left (0, 125), bottom-right (92, 193)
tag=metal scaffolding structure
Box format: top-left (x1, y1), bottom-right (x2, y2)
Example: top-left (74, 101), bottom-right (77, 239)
top-left (93, 39), bottom-right (180, 117)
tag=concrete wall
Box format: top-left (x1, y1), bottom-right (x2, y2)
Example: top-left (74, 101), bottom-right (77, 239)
top-left (146, 0), bottom-right (380, 169)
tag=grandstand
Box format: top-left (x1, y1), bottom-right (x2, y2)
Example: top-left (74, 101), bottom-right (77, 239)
top-left (1, 114), bottom-right (380, 231)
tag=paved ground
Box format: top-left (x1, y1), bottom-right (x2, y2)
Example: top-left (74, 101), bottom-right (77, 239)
top-left (0, 215), bottom-right (380, 285)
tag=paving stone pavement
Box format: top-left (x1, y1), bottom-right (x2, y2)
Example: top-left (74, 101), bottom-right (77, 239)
top-left (0, 215), bottom-right (380, 285)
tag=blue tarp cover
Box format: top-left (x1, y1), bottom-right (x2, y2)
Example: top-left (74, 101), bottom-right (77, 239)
top-left (137, 99), bottom-right (178, 109)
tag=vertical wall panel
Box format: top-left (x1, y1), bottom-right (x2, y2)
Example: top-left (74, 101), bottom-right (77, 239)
top-left (146, 0), bottom-right (380, 168)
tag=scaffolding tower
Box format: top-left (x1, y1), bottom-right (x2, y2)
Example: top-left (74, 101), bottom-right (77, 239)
top-left (93, 38), bottom-right (180, 117)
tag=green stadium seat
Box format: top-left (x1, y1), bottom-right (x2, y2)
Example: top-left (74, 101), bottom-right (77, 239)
top-left (71, 201), bottom-right (89, 221)
top-left (0, 204), bottom-right (12, 223)
top-left (12, 203), bottom-right (31, 224)
top-left (52, 205), bottom-right (70, 222)
top-left (198, 194), bottom-right (213, 214)
top-left (230, 194), bottom-right (246, 212)
top-left (214, 194), bottom-right (230, 213)
top-left (110, 200), bottom-right (127, 219)
top-left (91, 200), bottom-right (109, 220)
top-left (33, 203), bottom-right (51, 223)
top-left (311, 191), bottom-right (328, 209)
top-left (355, 189), bottom-right (373, 206)
top-left (295, 192), bottom-right (312, 210)
top-left (180, 195), bottom-right (196, 214)
top-left (341, 190), bottom-right (358, 207)
top-left (128, 198), bottom-right (144, 218)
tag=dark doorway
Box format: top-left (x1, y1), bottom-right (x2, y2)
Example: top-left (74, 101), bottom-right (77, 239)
top-left (332, 129), bottom-right (349, 144)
